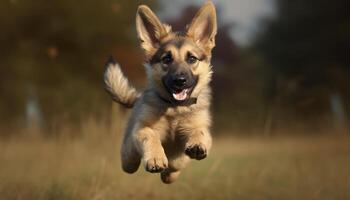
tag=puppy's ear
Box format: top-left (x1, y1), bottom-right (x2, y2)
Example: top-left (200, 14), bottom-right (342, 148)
top-left (136, 5), bottom-right (169, 56)
top-left (186, 1), bottom-right (217, 52)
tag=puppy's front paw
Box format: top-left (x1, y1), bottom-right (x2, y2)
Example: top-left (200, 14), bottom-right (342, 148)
top-left (185, 144), bottom-right (207, 160)
top-left (144, 156), bottom-right (168, 173)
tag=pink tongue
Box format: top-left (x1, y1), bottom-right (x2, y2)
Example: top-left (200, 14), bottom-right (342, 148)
top-left (173, 89), bottom-right (187, 101)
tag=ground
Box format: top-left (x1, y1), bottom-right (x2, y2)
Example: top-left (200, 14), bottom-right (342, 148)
top-left (0, 123), bottom-right (349, 200)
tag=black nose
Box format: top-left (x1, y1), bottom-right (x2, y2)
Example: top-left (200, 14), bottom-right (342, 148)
top-left (173, 76), bottom-right (187, 87)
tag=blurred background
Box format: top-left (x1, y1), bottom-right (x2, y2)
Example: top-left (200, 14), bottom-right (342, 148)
top-left (0, 0), bottom-right (349, 199)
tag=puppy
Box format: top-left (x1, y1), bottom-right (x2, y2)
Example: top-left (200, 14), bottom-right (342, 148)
top-left (104, 1), bottom-right (217, 184)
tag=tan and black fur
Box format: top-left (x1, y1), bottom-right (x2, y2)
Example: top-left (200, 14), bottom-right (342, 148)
top-left (104, 1), bottom-right (217, 184)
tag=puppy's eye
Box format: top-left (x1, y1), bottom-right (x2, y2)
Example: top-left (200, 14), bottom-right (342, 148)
top-left (187, 54), bottom-right (198, 64)
top-left (161, 54), bottom-right (173, 65)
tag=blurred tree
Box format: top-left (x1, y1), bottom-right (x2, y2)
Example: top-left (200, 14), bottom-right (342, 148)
top-left (0, 0), bottom-right (157, 132)
top-left (255, 0), bottom-right (350, 132)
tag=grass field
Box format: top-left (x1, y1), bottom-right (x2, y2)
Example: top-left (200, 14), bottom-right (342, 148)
top-left (0, 121), bottom-right (349, 200)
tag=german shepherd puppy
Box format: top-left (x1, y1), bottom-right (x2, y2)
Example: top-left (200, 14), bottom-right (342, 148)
top-left (104, 1), bottom-right (217, 184)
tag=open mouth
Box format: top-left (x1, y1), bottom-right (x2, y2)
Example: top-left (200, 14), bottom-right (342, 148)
top-left (162, 75), bottom-right (198, 103)
top-left (172, 88), bottom-right (189, 101)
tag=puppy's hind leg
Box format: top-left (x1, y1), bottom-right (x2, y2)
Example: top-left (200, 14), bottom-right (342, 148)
top-left (120, 135), bottom-right (141, 173)
top-left (161, 169), bottom-right (181, 184)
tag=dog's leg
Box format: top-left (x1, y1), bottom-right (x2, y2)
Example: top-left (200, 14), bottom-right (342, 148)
top-left (185, 128), bottom-right (212, 160)
top-left (181, 110), bottom-right (212, 160)
top-left (121, 134), bottom-right (141, 173)
top-left (134, 126), bottom-right (168, 173)
top-left (160, 169), bottom-right (181, 184)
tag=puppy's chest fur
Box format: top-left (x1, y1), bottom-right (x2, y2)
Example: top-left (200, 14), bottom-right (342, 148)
top-left (167, 115), bottom-right (181, 138)
top-left (161, 114), bottom-right (189, 157)
top-left (136, 90), bottom-right (209, 152)
top-left (163, 107), bottom-right (191, 137)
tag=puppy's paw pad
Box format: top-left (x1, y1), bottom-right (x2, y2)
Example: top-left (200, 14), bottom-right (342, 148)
top-left (145, 157), bottom-right (168, 173)
top-left (185, 144), bottom-right (207, 160)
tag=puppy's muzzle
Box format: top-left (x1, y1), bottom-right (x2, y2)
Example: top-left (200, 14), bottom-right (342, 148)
top-left (172, 75), bottom-right (187, 89)
top-left (163, 72), bottom-right (197, 102)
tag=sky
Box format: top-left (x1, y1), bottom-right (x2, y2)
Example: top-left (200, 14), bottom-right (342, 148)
top-left (159, 0), bottom-right (276, 46)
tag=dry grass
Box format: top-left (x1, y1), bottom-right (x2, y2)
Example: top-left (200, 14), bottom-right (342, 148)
top-left (0, 120), bottom-right (349, 200)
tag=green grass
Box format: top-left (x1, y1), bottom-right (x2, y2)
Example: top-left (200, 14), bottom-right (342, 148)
top-left (0, 123), bottom-right (349, 200)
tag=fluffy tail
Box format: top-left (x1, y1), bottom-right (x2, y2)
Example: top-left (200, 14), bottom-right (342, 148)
top-left (104, 57), bottom-right (140, 108)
